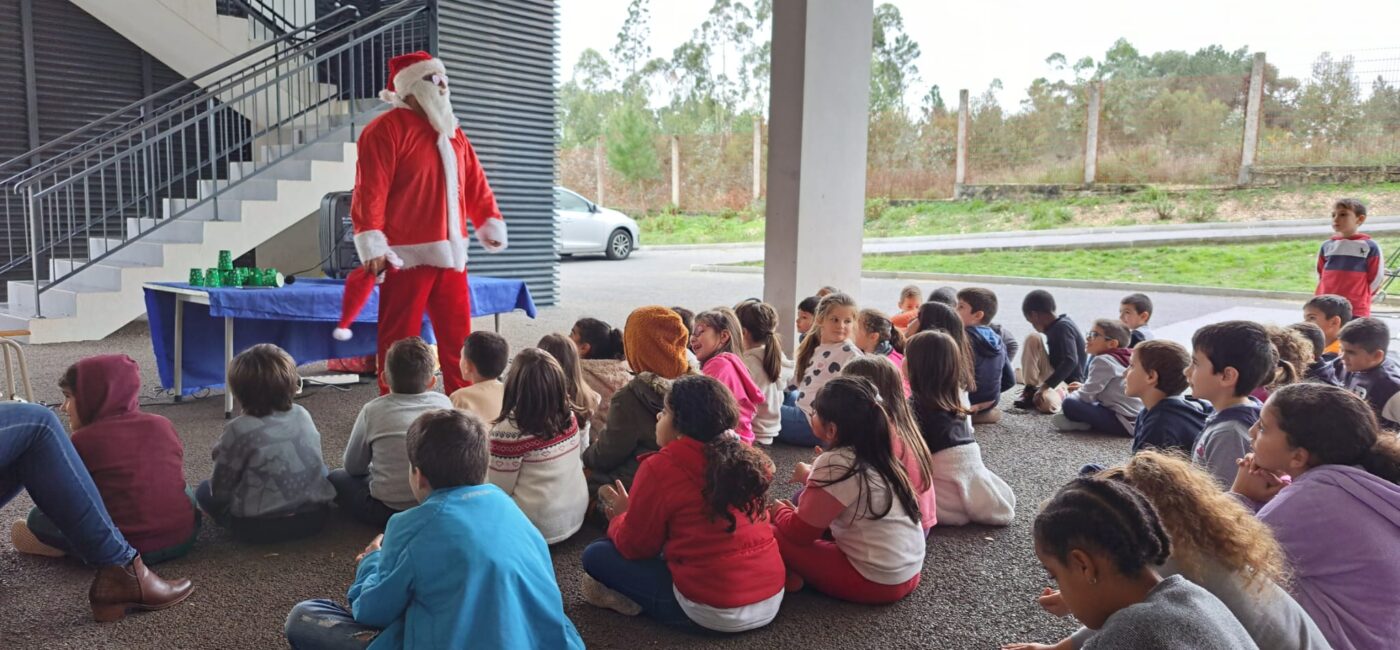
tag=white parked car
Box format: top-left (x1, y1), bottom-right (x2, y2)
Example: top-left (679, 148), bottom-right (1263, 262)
top-left (555, 186), bottom-right (640, 260)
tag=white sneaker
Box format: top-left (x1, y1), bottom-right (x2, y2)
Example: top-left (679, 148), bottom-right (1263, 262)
top-left (581, 574), bottom-right (642, 616)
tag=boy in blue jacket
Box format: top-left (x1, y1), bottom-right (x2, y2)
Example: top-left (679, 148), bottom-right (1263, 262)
top-left (285, 409), bottom-right (584, 650)
top-left (957, 287), bottom-right (1016, 424)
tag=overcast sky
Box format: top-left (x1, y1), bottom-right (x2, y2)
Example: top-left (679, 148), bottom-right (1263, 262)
top-left (559, 0), bottom-right (1400, 110)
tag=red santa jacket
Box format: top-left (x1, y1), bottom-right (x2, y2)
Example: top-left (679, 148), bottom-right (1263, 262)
top-left (351, 107), bottom-right (505, 271)
top-left (607, 436), bottom-right (785, 608)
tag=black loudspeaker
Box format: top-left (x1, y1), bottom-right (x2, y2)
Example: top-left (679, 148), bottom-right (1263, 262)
top-left (319, 191), bottom-right (359, 279)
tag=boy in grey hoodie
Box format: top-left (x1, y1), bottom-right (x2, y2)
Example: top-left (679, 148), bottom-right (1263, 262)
top-left (1187, 321), bottom-right (1272, 488)
top-left (1054, 319), bottom-right (1143, 437)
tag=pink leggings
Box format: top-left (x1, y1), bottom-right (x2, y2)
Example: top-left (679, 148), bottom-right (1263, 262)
top-left (773, 524), bottom-right (920, 604)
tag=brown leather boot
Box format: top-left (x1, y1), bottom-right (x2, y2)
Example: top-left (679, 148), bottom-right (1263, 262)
top-left (89, 556), bottom-right (193, 622)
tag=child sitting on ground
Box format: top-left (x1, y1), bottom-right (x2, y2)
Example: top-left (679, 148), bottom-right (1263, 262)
top-left (285, 410), bottom-right (584, 649)
top-left (1320, 317), bottom-right (1400, 428)
top-left (691, 308), bottom-right (765, 445)
top-left (1015, 451), bottom-right (1328, 650)
top-left (1316, 198), bottom-right (1382, 317)
top-left (855, 309), bottom-right (907, 368)
top-left (583, 306), bottom-right (692, 493)
top-left (538, 334), bottom-right (601, 447)
top-left (450, 331), bottom-right (509, 422)
top-left (736, 300), bottom-right (791, 445)
top-left (197, 344), bottom-right (335, 542)
top-left (780, 293), bottom-right (862, 447)
top-left (843, 357), bottom-right (938, 533)
top-left (671, 306), bottom-right (702, 372)
top-left (1262, 325), bottom-right (1311, 396)
top-left (582, 375), bottom-right (784, 632)
top-left (1233, 383), bottom-right (1400, 650)
top-left (1302, 294), bottom-right (1352, 357)
top-left (956, 288), bottom-right (1016, 424)
top-left (1017, 290), bottom-right (1088, 414)
top-left (905, 331), bottom-right (1016, 526)
top-left (1287, 322), bottom-right (1332, 381)
top-left (795, 295), bottom-right (820, 342)
top-left (572, 317), bottom-right (631, 434)
top-left (12, 355), bottom-right (198, 563)
top-left (332, 337), bottom-right (453, 528)
top-left (489, 348), bottom-right (587, 544)
top-left (1188, 321), bottom-right (1272, 488)
top-left (1016, 478), bottom-right (1257, 650)
top-left (771, 377), bottom-right (926, 604)
top-left (1124, 340), bottom-right (1209, 455)
top-left (913, 301), bottom-right (979, 415)
top-left (1119, 293), bottom-right (1156, 347)
top-left (891, 284), bottom-right (922, 330)
top-left (1054, 319), bottom-right (1143, 438)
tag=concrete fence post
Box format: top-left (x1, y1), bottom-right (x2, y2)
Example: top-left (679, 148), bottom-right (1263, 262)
top-left (955, 89), bottom-right (969, 197)
top-left (670, 135), bottom-right (680, 208)
top-left (1084, 81), bottom-right (1102, 185)
top-left (1238, 52), bottom-right (1266, 186)
top-left (594, 136), bottom-right (605, 205)
top-left (752, 115), bottom-right (762, 202)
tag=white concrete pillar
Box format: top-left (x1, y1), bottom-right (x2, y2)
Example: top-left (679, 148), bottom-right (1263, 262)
top-left (671, 135), bottom-right (680, 207)
top-left (594, 136), bottom-right (605, 205)
top-left (955, 89), bottom-right (969, 195)
top-left (1084, 81), bottom-right (1102, 185)
top-left (763, 0), bottom-right (874, 354)
top-left (1238, 52), bottom-right (1266, 186)
top-left (752, 115), bottom-right (762, 202)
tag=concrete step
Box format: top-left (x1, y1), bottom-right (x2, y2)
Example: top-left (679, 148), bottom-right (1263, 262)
top-left (228, 158), bottom-right (314, 182)
top-left (0, 304), bottom-right (34, 334)
top-left (260, 141), bottom-right (349, 163)
top-left (88, 237), bottom-right (165, 266)
top-left (198, 177), bottom-right (279, 202)
top-left (126, 217), bottom-right (205, 244)
top-left (48, 257), bottom-right (153, 291)
top-left (4, 279), bottom-right (117, 318)
top-left (164, 197), bottom-right (244, 222)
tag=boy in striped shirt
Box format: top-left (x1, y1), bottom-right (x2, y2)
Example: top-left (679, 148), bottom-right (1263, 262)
top-left (1316, 198), bottom-right (1382, 317)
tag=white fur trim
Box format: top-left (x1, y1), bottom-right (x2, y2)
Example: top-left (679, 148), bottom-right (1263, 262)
top-left (388, 240), bottom-right (466, 270)
top-left (434, 133), bottom-right (467, 271)
top-left (477, 217), bottom-right (507, 252)
top-left (354, 229), bottom-right (391, 262)
top-left (379, 89), bottom-right (409, 109)
top-left (333, 328), bottom-right (353, 341)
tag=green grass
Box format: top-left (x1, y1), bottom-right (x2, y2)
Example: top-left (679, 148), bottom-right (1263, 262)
top-left (635, 182), bottom-right (1400, 246)
top-left (853, 238), bottom-right (1400, 293)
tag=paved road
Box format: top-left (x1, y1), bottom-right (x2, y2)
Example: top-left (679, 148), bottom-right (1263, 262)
top-left (651, 214), bottom-right (1400, 259)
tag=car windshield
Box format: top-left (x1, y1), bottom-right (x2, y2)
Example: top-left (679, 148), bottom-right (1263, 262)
top-left (556, 190), bottom-right (591, 212)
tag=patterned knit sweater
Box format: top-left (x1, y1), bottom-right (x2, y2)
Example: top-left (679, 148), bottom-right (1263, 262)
top-left (488, 415), bottom-right (587, 544)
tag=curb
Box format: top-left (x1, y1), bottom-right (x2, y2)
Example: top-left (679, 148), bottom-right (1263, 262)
top-left (688, 263), bottom-right (1400, 305)
top-left (647, 214), bottom-right (1400, 252)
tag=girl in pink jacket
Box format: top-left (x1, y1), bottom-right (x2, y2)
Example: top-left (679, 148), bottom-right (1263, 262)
top-left (691, 308), bottom-right (766, 445)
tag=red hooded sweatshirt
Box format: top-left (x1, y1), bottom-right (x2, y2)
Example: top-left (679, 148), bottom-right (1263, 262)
top-left (69, 355), bottom-right (194, 553)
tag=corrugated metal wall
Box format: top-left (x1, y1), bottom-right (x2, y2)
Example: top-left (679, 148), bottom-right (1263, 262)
top-left (437, 0), bottom-right (559, 307)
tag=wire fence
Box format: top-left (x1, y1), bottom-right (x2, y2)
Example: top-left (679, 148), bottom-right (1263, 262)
top-left (557, 49), bottom-right (1400, 213)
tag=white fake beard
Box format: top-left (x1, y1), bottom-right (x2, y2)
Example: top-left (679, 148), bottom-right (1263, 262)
top-left (406, 79), bottom-right (457, 135)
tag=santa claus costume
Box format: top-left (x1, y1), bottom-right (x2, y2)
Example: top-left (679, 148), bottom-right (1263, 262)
top-left (351, 51), bottom-right (507, 395)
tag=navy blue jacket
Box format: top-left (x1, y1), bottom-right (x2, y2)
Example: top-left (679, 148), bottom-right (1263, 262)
top-left (967, 325), bottom-right (1014, 405)
top-left (1042, 315), bottom-right (1088, 388)
top-left (1130, 395), bottom-right (1211, 455)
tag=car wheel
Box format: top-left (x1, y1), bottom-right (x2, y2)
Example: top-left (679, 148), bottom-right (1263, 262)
top-left (605, 229), bottom-right (633, 260)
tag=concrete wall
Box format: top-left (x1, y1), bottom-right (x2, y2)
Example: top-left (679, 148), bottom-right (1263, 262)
top-left (254, 209), bottom-right (323, 277)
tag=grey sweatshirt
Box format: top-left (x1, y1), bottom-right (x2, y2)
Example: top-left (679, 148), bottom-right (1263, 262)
top-left (1069, 354), bottom-right (1143, 433)
top-left (343, 391), bottom-right (454, 510)
top-left (1082, 575), bottom-right (1258, 650)
top-left (210, 404), bottom-right (336, 518)
top-left (1072, 558), bottom-right (1332, 650)
top-left (1192, 401), bottom-right (1261, 489)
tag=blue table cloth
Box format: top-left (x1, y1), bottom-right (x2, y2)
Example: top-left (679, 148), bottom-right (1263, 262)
top-left (144, 276), bottom-right (536, 394)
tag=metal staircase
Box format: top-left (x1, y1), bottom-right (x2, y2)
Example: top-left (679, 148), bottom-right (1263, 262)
top-left (0, 0), bottom-right (434, 343)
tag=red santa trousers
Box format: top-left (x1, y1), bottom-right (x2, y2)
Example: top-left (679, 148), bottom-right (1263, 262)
top-left (376, 265), bottom-right (471, 395)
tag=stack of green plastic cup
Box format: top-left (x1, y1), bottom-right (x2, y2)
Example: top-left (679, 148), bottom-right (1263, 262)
top-left (189, 268), bottom-right (204, 286)
top-left (217, 250), bottom-right (233, 272)
top-left (205, 267), bottom-right (222, 287)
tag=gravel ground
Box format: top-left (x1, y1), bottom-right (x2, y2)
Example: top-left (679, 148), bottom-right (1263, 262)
top-left (0, 248), bottom-right (1299, 649)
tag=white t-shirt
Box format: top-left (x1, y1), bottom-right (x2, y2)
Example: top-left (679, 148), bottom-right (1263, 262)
top-left (794, 340), bottom-right (862, 414)
top-left (674, 586), bottom-right (783, 633)
top-left (810, 447), bottom-right (926, 585)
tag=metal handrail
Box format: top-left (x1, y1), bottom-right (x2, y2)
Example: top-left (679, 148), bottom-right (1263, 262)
top-left (5, 0), bottom-right (434, 316)
top-left (0, 5), bottom-right (359, 185)
top-left (11, 0), bottom-right (421, 187)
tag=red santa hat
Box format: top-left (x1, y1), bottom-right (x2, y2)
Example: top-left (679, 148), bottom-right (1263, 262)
top-left (379, 51), bottom-right (447, 108)
top-left (332, 266), bottom-right (379, 341)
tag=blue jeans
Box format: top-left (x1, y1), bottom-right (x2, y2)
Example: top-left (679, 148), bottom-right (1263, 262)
top-left (0, 403), bottom-right (135, 566)
top-left (1060, 397), bottom-right (1130, 437)
top-left (284, 599), bottom-right (380, 650)
top-left (581, 538), bottom-right (694, 628)
top-left (328, 469), bottom-right (402, 528)
top-left (777, 390), bottom-right (822, 447)
top-left (28, 487), bottom-right (201, 565)
top-left (196, 480), bottom-right (330, 543)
